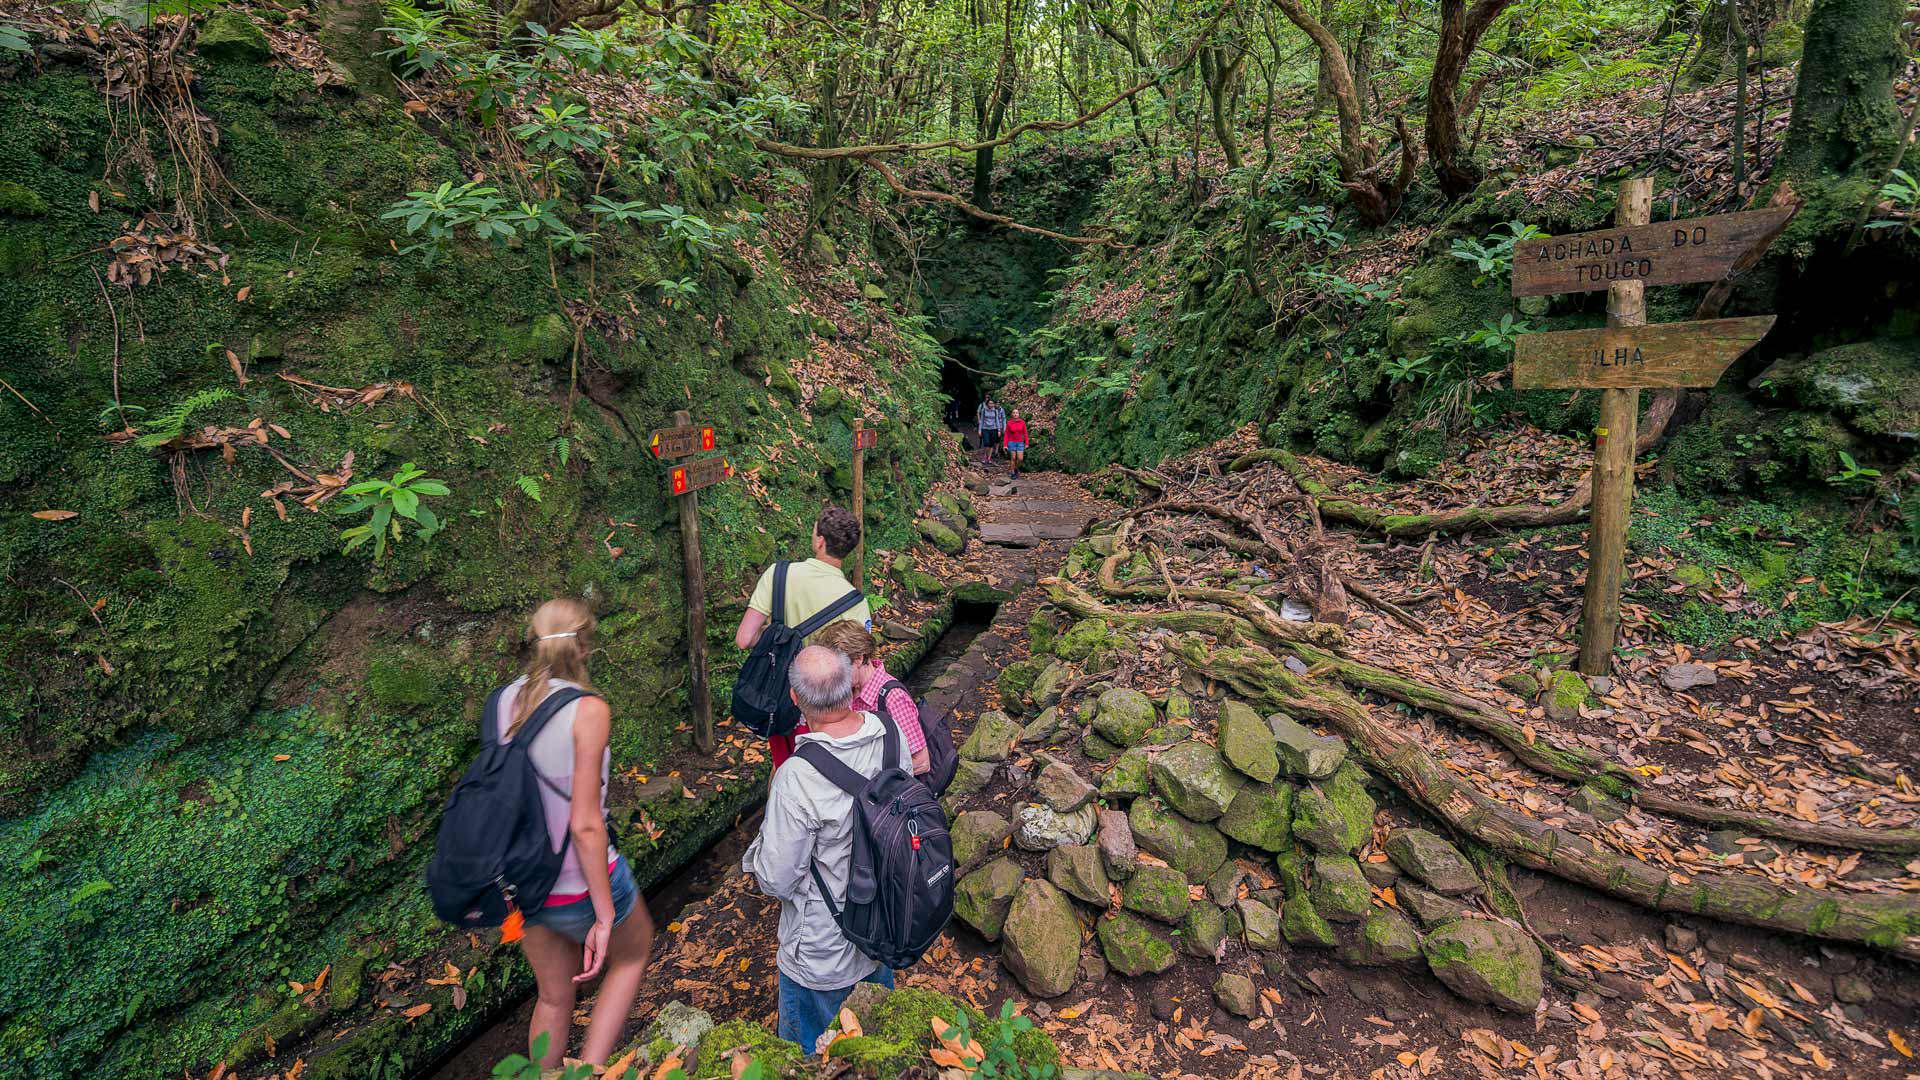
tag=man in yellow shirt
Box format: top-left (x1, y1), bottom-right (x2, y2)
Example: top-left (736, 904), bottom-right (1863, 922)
top-left (735, 506), bottom-right (872, 765)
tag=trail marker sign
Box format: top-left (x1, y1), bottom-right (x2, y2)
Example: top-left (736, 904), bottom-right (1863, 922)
top-left (650, 422), bottom-right (716, 459)
top-left (659, 409), bottom-right (731, 754)
top-left (668, 455), bottom-right (735, 496)
top-left (1510, 206), bottom-right (1794, 297)
top-left (1511, 180), bottom-right (1788, 676)
top-left (1513, 316), bottom-right (1776, 389)
top-left (854, 426), bottom-right (879, 451)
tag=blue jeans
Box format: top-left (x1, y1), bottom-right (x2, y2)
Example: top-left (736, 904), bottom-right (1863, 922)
top-left (777, 966), bottom-right (893, 1055)
top-left (524, 857), bottom-right (638, 943)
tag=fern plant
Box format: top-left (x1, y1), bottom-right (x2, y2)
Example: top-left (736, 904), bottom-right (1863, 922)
top-left (135, 388), bottom-right (237, 449)
top-left (336, 463), bottom-right (450, 561)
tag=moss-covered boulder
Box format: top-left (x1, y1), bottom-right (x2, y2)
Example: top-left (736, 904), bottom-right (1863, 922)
top-left (1182, 901), bottom-right (1228, 958)
top-left (1001, 880), bottom-right (1082, 998)
top-left (960, 710), bottom-right (1023, 762)
top-left (836, 987), bottom-right (1061, 1080)
top-left (1021, 706), bottom-right (1069, 745)
top-left (1164, 687), bottom-right (1195, 724)
top-left (1269, 712), bottom-right (1346, 779)
top-left (1281, 896), bottom-right (1338, 948)
top-left (1218, 700), bottom-right (1279, 782)
top-left (694, 1019), bottom-right (803, 1078)
top-left (951, 810), bottom-right (1012, 868)
top-left (1149, 740), bottom-right (1243, 821)
top-left (1397, 882), bottom-right (1472, 926)
top-left (1758, 336), bottom-right (1920, 440)
top-left (1343, 907), bottom-right (1422, 967)
top-left (1496, 670), bottom-right (1541, 699)
top-left (1384, 829), bottom-right (1480, 895)
top-left (1054, 618), bottom-right (1116, 662)
top-left (1099, 747), bottom-right (1152, 801)
top-left (1213, 972), bottom-right (1258, 1018)
top-left (1096, 911), bottom-right (1176, 976)
top-left (1081, 731), bottom-right (1123, 762)
top-left (916, 516), bottom-right (966, 555)
top-left (1291, 763), bottom-right (1375, 854)
top-left (949, 758), bottom-right (998, 796)
top-left (1543, 669), bottom-right (1590, 721)
top-left (1128, 798), bottom-right (1228, 882)
top-left (1217, 781), bottom-right (1294, 852)
top-left (1237, 896), bottom-right (1282, 950)
top-left (197, 11), bottom-right (272, 60)
top-left (1421, 919), bottom-right (1544, 1013)
top-left (996, 659), bottom-right (1044, 714)
top-left (1090, 688), bottom-right (1157, 747)
top-left (1119, 863), bottom-right (1191, 924)
top-left (954, 857), bottom-right (1024, 941)
top-left (1308, 854), bottom-right (1372, 922)
top-left (1046, 843), bottom-right (1111, 905)
top-left (1031, 661), bottom-right (1070, 708)
top-left (1027, 607), bottom-right (1063, 655)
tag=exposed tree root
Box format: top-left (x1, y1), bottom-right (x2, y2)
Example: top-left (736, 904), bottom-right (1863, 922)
top-left (1174, 636), bottom-right (1920, 961)
top-left (1230, 448), bottom-right (1596, 538)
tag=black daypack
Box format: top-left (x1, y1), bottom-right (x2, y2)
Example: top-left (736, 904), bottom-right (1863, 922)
top-left (876, 676), bottom-right (958, 798)
top-left (795, 711), bottom-right (955, 970)
top-left (426, 684), bottom-right (589, 928)
top-left (730, 561), bottom-right (864, 738)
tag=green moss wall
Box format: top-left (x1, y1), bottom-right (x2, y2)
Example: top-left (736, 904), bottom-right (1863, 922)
top-left (0, 34), bottom-right (947, 1080)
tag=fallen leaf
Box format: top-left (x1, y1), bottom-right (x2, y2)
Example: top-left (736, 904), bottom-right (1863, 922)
top-left (401, 1003), bottom-right (431, 1019)
top-left (32, 510), bottom-right (78, 521)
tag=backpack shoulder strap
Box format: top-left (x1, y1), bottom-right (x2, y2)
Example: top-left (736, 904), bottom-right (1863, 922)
top-left (508, 687), bottom-right (589, 753)
top-left (769, 561), bottom-right (790, 630)
top-left (792, 587), bottom-right (866, 639)
top-left (792, 740), bottom-right (868, 796)
top-left (873, 708), bottom-right (901, 774)
top-left (877, 677), bottom-right (911, 708)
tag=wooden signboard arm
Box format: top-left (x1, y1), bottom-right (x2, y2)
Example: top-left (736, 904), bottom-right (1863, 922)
top-left (673, 408), bottom-right (715, 754)
top-left (1579, 178), bottom-right (1650, 677)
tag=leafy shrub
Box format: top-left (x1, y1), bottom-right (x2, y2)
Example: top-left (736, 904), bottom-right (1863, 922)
top-left (337, 462), bottom-right (449, 561)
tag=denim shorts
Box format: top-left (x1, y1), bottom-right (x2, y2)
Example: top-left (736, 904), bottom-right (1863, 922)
top-left (1006, 442), bottom-right (1027, 453)
top-left (526, 856), bottom-right (638, 943)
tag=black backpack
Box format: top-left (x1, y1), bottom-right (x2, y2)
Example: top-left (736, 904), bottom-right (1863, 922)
top-left (426, 684), bottom-right (588, 928)
top-left (731, 561), bottom-right (864, 738)
top-left (876, 676), bottom-right (958, 798)
top-left (795, 710), bottom-right (955, 970)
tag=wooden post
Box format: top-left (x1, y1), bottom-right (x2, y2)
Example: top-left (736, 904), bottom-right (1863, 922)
top-left (673, 408), bottom-right (715, 753)
top-left (851, 418), bottom-right (867, 595)
top-left (1578, 178), bottom-right (1651, 676)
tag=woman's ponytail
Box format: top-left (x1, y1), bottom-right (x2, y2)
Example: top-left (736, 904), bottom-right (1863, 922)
top-left (508, 598), bottom-right (598, 738)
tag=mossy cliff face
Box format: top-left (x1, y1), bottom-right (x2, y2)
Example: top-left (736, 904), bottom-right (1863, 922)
top-left (0, 23), bottom-right (945, 1079)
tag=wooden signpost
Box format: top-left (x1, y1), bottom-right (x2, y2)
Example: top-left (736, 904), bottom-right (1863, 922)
top-left (661, 408), bottom-right (731, 753)
top-left (1512, 180), bottom-right (1787, 676)
top-left (850, 420), bottom-right (877, 593)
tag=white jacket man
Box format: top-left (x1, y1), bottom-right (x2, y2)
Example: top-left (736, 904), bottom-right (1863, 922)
top-left (742, 646), bottom-right (911, 1055)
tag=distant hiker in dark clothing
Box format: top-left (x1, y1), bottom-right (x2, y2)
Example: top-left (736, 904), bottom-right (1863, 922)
top-left (735, 506), bottom-right (873, 768)
top-left (976, 398), bottom-right (1005, 464)
top-left (1004, 410), bottom-right (1029, 479)
top-left (743, 646), bottom-right (909, 1054)
top-left (498, 599), bottom-right (655, 1068)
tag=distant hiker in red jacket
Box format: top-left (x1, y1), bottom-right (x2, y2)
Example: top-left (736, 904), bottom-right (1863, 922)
top-left (1004, 410), bottom-right (1029, 479)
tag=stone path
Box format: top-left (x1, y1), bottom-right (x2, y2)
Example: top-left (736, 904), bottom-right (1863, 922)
top-left (975, 474), bottom-right (1104, 547)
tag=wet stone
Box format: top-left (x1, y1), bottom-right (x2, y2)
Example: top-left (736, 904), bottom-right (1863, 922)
top-left (1047, 843), bottom-right (1111, 906)
top-left (1360, 858), bottom-right (1400, 889)
top-left (1269, 712), bottom-right (1347, 779)
top-left (1384, 829), bottom-right (1480, 895)
top-left (1119, 863), bottom-right (1191, 925)
top-left (1150, 740), bottom-right (1244, 822)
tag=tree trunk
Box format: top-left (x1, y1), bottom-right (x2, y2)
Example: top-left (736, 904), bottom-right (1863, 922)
top-left (1426, 0), bottom-right (1515, 202)
top-left (1775, 0), bottom-right (1908, 182)
top-left (1273, 0), bottom-right (1414, 224)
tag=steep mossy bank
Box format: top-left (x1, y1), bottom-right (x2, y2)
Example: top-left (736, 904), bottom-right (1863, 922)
top-left (0, 17), bottom-right (949, 1078)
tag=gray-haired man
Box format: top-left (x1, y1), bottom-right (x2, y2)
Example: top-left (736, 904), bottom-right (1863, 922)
top-left (742, 646), bottom-right (912, 1055)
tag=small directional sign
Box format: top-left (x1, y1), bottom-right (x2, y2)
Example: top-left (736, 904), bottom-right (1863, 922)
top-left (1513, 315), bottom-right (1776, 389)
top-left (1511, 206), bottom-right (1794, 297)
top-left (650, 423), bottom-right (716, 459)
top-left (854, 426), bottom-right (878, 451)
top-left (669, 456), bottom-right (733, 496)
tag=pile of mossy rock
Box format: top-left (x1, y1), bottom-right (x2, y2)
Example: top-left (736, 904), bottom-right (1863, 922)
top-left (615, 986), bottom-right (1064, 1080)
top-left (914, 488), bottom-right (978, 555)
top-left (949, 657), bottom-right (1544, 1015)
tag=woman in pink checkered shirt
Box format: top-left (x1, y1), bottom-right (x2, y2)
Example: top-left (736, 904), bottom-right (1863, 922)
top-left (814, 621), bottom-right (931, 777)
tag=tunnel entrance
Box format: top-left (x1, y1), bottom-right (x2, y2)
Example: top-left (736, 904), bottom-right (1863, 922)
top-left (939, 355), bottom-right (983, 435)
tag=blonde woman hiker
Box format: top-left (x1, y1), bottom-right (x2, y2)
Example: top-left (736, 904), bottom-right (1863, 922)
top-left (428, 599), bottom-right (656, 1068)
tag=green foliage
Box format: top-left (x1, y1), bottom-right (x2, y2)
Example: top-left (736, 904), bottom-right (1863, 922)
top-left (336, 462), bottom-right (450, 561)
top-left (133, 387), bottom-right (237, 449)
top-left (514, 474), bottom-right (544, 502)
top-left (1866, 169), bottom-right (1920, 239)
top-left (1448, 222), bottom-right (1546, 287)
top-left (1825, 450), bottom-right (1882, 492)
top-left (1269, 204), bottom-right (1344, 249)
top-left (936, 1002), bottom-right (1059, 1080)
top-left (0, 21), bottom-right (32, 52)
